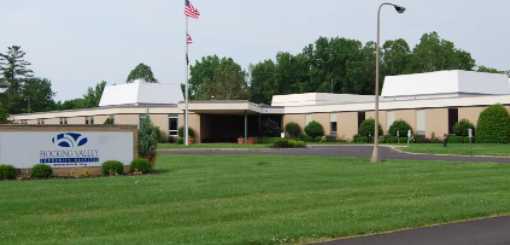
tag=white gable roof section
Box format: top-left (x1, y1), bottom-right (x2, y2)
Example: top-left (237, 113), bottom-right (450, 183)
top-left (382, 70), bottom-right (510, 97)
top-left (99, 80), bottom-right (183, 107)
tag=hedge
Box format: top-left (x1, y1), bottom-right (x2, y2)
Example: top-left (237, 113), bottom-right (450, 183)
top-left (358, 119), bottom-right (383, 137)
top-left (271, 138), bottom-right (306, 148)
top-left (477, 104), bottom-right (510, 143)
top-left (453, 119), bottom-right (475, 137)
top-left (304, 121), bottom-right (325, 138)
top-left (101, 160), bottom-right (124, 176)
top-left (130, 159), bottom-right (151, 174)
top-left (31, 164), bottom-right (53, 179)
top-left (0, 164), bottom-right (16, 180)
top-left (284, 122), bottom-right (302, 138)
top-left (388, 120), bottom-right (413, 137)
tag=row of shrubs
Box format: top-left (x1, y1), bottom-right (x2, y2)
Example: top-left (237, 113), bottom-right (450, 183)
top-left (0, 164), bottom-right (53, 180)
top-left (101, 159), bottom-right (152, 176)
top-left (283, 104), bottom-right (510, 144)
top-left (0, 159), bottom-right (152, 181)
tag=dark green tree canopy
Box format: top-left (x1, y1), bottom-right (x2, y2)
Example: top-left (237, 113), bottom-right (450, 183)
top-left (189, 55), bottom-right (249, 100)
top-left (410, 32), bottom-right (475, 72)
top-left (20, 78), bottom-right (55, 113)
top-left (127, 63), bottom-right (158, 83)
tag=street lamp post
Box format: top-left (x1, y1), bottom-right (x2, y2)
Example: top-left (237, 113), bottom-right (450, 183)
top-left (371, 2), bottom-right (405, 163)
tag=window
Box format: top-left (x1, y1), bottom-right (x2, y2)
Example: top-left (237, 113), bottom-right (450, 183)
top-left (59, 118), bottom-right (68, 125)
top-left (168, 114), bottom-right (179, 137)
top-left (330, 122), bottom-right (338, 137)
top-left (330, 113), bottom-right (337, 137)
top-left (85, 116), bottom-right (94, 125)
top-left (448, 108), bottom-right (458, 134)
top-left (37, 119), bottom-right (45, 125)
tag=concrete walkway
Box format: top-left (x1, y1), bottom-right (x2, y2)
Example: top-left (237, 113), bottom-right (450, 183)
top-left (159, 145), bottom-right (510, 163)
top-left (316, 216), bottom-right (510, 245)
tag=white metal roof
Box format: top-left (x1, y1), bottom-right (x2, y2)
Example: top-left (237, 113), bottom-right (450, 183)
top-left (382, 70), bottom-right (510, 97)
top-left (99, 80), bottom-right (183, 107)
top-left (271, 93), bottom-right (373, 107)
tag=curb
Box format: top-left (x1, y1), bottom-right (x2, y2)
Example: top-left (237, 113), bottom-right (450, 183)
top-left (388, 145), bottom-right (510, 159)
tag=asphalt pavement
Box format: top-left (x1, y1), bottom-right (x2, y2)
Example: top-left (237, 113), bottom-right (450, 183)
top-left (317, 216), bottom-right (510, 245)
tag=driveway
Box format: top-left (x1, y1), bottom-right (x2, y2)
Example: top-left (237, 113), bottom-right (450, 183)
top-left (316, 216), bottom-right (510, 245)
top-left (159, 145), bottom-right (510, 163)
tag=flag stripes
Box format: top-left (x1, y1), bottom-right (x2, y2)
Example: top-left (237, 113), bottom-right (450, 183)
top-left (185, 0), bottom-right (200, 19)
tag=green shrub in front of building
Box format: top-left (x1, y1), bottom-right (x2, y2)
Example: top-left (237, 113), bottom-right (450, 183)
top-left (271, 138), bottom-right (306, 148)
top-left (304, 121), bottom-right (325, 139)
top-left (130, 159), bottom-right (151, 174)
top-left (0, 164), bottom-right (17, 180)
top-left (453, 119), bottom-right (475, 137)
top-left (388, 120), bottom-right (413, 137)
top-left (31, 164), bottom-right (52, 179)
top-left (353, 119), bottom-right (383, 143)
top-left (139, 116), bottom-right (160, 164)
top-left (178, 127), bottom-right (196, 144)
top-left (101, 160), bottom-right (124, 176)
top-left (285, 122), bottom-right (302, 139)
top-left (476, 104), bottom-right (510, 143)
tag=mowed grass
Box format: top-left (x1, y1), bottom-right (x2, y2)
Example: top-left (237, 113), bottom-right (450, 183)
top-left (2, 155), bottom-right (510, 245)
top-left (159, 143), bottom-right (271, 149)
top-left (400, 143), bottom-right (510, 156)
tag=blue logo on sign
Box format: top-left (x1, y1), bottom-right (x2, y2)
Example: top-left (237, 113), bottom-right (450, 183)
top-left (52, 132), bottom-right (88, 148)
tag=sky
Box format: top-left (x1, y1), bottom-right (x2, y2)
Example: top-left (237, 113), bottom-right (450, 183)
top-left (1, 0), bottom-right (509, 101)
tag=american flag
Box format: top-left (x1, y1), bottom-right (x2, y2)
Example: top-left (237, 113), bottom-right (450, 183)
top-left (186, 34), bottom-right (193, 44)
top-left (185, 0), bottom-right (200, 19)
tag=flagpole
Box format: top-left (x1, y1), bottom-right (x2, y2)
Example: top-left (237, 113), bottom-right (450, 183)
top-left (184, 15), bottom-right (190, 146)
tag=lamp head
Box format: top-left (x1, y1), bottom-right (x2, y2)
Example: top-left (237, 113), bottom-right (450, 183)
top-left (394, 5), bottom-right (406, 14)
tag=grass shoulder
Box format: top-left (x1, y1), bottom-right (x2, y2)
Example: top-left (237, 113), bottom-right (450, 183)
top-left (395, 143), bottom-right (510, 157)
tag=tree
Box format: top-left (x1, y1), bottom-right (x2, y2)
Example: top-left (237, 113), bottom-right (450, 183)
top-left (409, 32), bottom-right (475, 72)
top-left (189, 55), bottom-right (249, 100)
top-left (476, 66), bottom-right (503, 74)
top-left (0, 46), bottom-right (34, 114)
top-left (382, 39), bottom-right (412, 76)
top-left (249, 60), bottom-right (278, 104)
top-left (127, 63), bottom-right (157, 83)
top-left (20, 78), bottom-right (56, 113)
top-left (83, 81), bottom-right (106, 107)
top-left (0, 103), bottom-right (8, 123)
top-left (0, 46), bottom-right (33, 83)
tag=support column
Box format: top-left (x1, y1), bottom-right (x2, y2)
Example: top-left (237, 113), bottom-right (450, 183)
top-left (244, 111), bottom-right (248, 143)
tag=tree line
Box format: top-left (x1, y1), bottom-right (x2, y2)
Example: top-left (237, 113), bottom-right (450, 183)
top-left (0, 46), bottom-right (159, 121)
top-left (189, 32), bottom-right (508, 104)
top-left (1, 31), bottom-right (508, 122)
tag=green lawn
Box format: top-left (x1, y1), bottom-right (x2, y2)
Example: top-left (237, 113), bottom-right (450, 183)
top-left (2, 155), bottom-right (510, 244)
top-left (159, 143), bottom-right (271, 149)
top-left (398, 143), bottom-right (510, 156)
